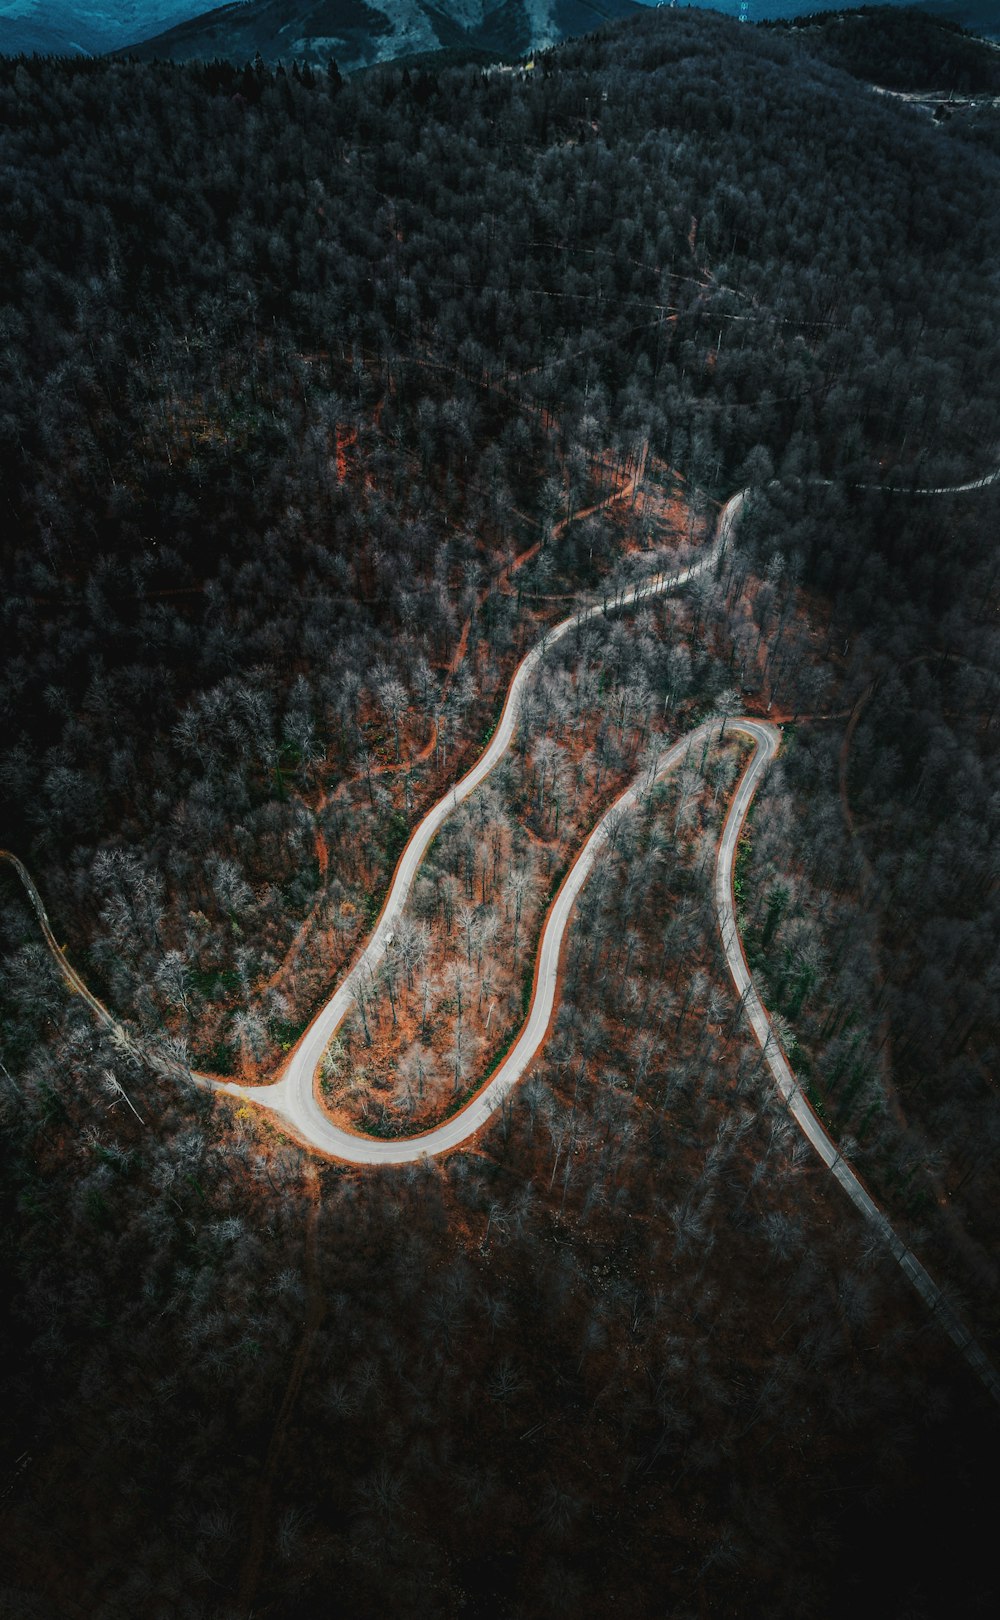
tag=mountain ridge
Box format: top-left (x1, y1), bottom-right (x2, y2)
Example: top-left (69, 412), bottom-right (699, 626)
top-left (114, 0), bottom-right (1000, 70)
top-left (116, 0), bottom-right (646, 73)
top-left (2, 2), bottom-right (997, 62)
top-left (0, 1), bottom-right (199, 56)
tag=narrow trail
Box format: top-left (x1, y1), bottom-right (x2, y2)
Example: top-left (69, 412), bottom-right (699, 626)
top-left (6, 459), bottom-right (1000, 1406)
top-left (237, 1163), bottom-right (323, 1610)
top-left (834, 463), bottom-right (1000, 497)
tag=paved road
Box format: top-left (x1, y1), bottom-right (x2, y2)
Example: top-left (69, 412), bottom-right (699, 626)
top-left (207, 492), bottom-right (746, 1161)
top-left (6, 469), bottom-right (1000, 1401)
top-left (216, 720), bottom-right (744, 1164)
top-left (714, 730), bottom-right (1000, 1404)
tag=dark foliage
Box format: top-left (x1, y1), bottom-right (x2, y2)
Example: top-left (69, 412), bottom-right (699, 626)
top-left (121, 0), bottom-right (643, 73)
top-left (776, 4), bottom-right (1000, 92)
top-left (1, 8), bottom-right (999, 1617)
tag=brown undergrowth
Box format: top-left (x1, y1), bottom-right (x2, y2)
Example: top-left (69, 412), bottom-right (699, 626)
top-left (324, 728), bottom-right (753, 1140)
top-left (221, 452), bottom-right (705, 1089)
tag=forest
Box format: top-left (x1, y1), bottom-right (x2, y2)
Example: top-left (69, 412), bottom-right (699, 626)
top-left (1, 5), bottom-right (999, 1616)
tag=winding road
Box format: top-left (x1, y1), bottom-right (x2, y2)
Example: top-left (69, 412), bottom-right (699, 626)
top-left (4, 470), bottom-right (1000, 1403)
top-left (205, 490), bottom-right (745, 1162)
top-left (220, 717), bottom-right (756, 1165)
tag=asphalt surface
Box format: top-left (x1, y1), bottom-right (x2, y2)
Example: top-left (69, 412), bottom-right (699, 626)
top-left (714, 725), bottom-right (1000, 1404)
top-left (207, 492), bottom-right (746, 1162)
top-left (218, 719), bottom-right (748, 1164)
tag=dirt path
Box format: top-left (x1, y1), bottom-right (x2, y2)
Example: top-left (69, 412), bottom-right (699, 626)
top-left (0, 849), bottom-right (188, 1088)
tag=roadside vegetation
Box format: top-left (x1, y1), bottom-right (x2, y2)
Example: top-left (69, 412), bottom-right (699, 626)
top-left (1, 6), bottom-right (999, 1616)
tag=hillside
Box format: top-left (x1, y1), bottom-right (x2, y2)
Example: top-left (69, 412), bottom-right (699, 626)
top-left (4, 1), bottom-right (997, 64)
top-left (774, 4), bottom-right (1000, 90)
top-left (122, 0), bottom-right (642, 70)
top-left (1, 5), bottom-right (999, 1617)
top-left (120, 0), bottom-right (1000, 71)
top-left (0, 0), bottom-right (200, 56)
top-left (771, 0), bottom-right (1000, 32)
top-left (777, 4), bottom-right (1000, 151)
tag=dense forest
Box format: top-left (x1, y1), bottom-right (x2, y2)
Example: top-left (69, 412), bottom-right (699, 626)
top-left (776, 4), bottom-right (1000, 92)
top-left (1, 6), bottom-right (999, 1616)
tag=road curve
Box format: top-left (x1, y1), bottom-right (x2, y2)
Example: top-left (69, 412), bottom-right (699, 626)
top-left (5, 468), bottom-right (1000, 1402)
top-left (205, 493), bottom-right (746, 1160)
top-left (214, 720), bottom-right (746, 1163)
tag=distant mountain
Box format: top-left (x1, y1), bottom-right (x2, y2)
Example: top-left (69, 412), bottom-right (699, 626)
top-left (768, 1), bottom-right (1000, 41)
top-left (122, 0), bottom-right (1000, 72)
top-left (1, 0), bottom-right (994, 62)
top-left (120, 0), bottom-right (653, 70)
top-left (773, 4), bottom-right (1000, 90)
top-left (741, 0), bottom-right (999, 28)
top-left (131, 0), bottom-right (1000, 76)
top-left (0, 2), bottom-right (201, 56)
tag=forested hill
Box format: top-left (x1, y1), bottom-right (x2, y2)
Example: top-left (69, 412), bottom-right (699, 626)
top-left (2, 2), bottom-right (999, 903)
top-left (772, 5), bottom-right (1000, 92)
top-left (3, 0), bottom-right (997, 62)
top-left (2, 7), bottom-right (1000, 1615)
top-left (121, 0), bottom-right (644, 72)
top-left (114, 0), bottom-right (1000, 72)
top-left (0, 1), bottom-right (202, 58)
